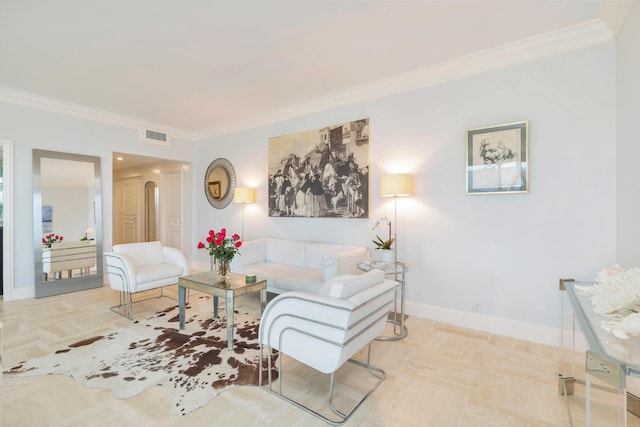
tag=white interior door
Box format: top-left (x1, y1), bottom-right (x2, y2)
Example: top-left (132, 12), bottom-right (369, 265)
top-left (115, 176), bottom-right (142, 244)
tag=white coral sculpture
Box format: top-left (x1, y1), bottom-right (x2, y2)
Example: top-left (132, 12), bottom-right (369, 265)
top-left (577, 265), bottom-right (640, 315)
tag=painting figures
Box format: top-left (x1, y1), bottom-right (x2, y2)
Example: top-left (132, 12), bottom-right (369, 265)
top-left (267, 119), bottom-right (370, 218)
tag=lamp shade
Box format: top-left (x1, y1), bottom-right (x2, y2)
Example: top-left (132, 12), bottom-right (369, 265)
top-left (380, 174), bottom-right (412, 197)
top-left (233, 187), bottom-right (255, 203)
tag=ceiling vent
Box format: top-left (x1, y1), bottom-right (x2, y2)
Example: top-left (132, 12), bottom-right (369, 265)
top-left (140, 129), bottom-right (170, 146)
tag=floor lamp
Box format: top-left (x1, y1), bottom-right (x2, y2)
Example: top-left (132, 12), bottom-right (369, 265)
top-left (380, 173), bottom-right (412, 340)
top-left (233, 187), bottom-right (255, 240)
top-left (380, 174), bottom-right (413, 264)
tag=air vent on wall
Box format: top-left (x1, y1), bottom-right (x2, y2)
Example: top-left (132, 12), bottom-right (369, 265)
top-left (139, 129), bottom-right (171, 146)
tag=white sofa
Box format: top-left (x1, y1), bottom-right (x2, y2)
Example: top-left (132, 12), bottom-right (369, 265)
top-left (230, 238), bottom-right (369, 294)
top-left (104, 241), bottom-right (189, 319)
top-left (259, 268), bottom-right (398, 424)
top-left (42, 240), bottom-right (96, 280)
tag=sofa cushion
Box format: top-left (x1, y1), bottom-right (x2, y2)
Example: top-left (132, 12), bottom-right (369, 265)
top-left (232, 238), bottom-right (266, 267)
top-left (318, 269), bottom-right (386, 299)
top-left (113, 241), bottom-right (164, 267)
top-left (236, 262), bottom-right (324, 293)
top-left (321, 246), bottom-right (368, 281)
top-left (305, 243), bottom-right (356, 270)
top-left (266, 239), bottom-right (306, 268)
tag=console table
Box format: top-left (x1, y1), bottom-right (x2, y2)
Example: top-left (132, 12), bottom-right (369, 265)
top-left (559, 278), bottom-right (640, 427)
top-left (358, 260), bottom-right (408, 340)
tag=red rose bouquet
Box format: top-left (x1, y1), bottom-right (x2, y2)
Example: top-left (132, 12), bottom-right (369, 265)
top-left (197, 228), bottom-right (242, 262)
top-left (42, 233), bottom-right (63, 248)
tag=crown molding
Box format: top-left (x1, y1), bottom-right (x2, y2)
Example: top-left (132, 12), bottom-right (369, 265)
top-left (0, 19), bottom-right (615, 142)
top-left (196, 19), bottom-right (614, 140)
top-left (0, 87), bottom-right (195, 141)
top-left (601, 0), bottom-right (635, 38)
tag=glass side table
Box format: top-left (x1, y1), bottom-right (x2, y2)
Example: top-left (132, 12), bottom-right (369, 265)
top-left (358, 260), bottom-right (408, 340)
top-left (559, 279), bottom-right (640, 426)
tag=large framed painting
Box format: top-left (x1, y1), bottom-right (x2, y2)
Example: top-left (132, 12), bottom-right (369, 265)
top-left (268, 118), bottom-right (370, 218)
top-left (466, 121), bottom-right (529, 194)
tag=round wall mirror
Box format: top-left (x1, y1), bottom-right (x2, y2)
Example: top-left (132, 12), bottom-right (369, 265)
top-left (204, 158), bottom-right (236, 209)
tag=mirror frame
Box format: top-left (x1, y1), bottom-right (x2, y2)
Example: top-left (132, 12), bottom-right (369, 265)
top-left (33, 149), bottom-right (103, 297)
top-left (204, 158), bottom-right (236, 209)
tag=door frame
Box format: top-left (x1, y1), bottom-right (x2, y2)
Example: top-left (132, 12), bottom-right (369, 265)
top-left (1, 139), bottom-right (14, 301)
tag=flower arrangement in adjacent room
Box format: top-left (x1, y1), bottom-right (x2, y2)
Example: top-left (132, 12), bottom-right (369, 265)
top-left (372, 216), bottom-right (394, 250)
top-left (197, 228), bottom-right (242, 278)
top-left (42, 233), bottom-right (63, 248)
top-left (81, 228), bottom-right (94, 241)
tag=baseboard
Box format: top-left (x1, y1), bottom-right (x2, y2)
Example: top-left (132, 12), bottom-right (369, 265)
top-left (405, 300), bottom-right (588, 351)
top-left (7, 286), bottom-right (35, 301)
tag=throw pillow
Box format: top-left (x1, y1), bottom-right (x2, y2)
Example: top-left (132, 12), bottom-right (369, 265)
top-left (318, 269), bottom-right (385, 299)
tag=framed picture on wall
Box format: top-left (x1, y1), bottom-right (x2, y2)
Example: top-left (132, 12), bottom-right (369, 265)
top-left (466, 121), bottom-right (529, 194)
top-left (268, 118), bottom-right (370, 218)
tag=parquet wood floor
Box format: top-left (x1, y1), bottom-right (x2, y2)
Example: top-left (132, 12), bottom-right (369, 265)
top-left (1, 285), bottom-right (638, 426)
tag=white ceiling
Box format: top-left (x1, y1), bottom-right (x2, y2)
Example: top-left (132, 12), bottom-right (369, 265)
top-left (0, 1), bottom-right (631, 138)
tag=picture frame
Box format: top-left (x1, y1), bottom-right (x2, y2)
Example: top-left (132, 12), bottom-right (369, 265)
top-left (209, 181), bottom-right (221, 199)
top-left (466, 121), bottom-right (529, 194)
top-left (42, 205), bottom-right (53, 233)
top-left (268, 118), bottom-right (370, 218)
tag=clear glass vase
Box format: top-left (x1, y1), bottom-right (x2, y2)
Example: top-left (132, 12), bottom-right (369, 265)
top-left (214, 258), bottom-right (231, 279)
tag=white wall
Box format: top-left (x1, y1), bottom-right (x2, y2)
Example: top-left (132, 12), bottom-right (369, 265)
top-left (617, 1), bottom-right (640, 267)
top-left (617, 2), bottom-right (640, 398)
top-left (0, 32), bottom-right (623, 346)
top-left (193, 43), bottom-right (617, 343)
top-left (0, 104), bottom-right (193, 298)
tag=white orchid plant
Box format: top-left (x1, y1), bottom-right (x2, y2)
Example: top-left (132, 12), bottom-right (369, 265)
top-left (372, 216), bottom-right (394, 250)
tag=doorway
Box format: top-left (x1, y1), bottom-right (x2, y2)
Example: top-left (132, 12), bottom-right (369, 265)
top-left (112, 153), bottom-right (188, 251)
top-left (1, 140), bottom-right (14, 300)
top-left (144, 181), bottom-right (158, 242)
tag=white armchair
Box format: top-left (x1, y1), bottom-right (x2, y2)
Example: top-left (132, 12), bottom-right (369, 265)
top-left (104, 241), bottom-right (189, 320)
top-left (259, 269), bottom-right (398, 425)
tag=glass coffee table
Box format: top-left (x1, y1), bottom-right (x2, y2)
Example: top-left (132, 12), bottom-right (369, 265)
top-left (178, 271), bottom-right (267, 350)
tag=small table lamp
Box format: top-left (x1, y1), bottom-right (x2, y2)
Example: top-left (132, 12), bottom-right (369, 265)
top-left (380, 174), bottom-right (413, 264)
top-left (233, 187), bottom-right (255, 240)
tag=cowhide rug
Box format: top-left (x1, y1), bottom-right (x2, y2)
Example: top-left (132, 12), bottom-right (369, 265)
top-left (4, 296), bottom-right (278, 416)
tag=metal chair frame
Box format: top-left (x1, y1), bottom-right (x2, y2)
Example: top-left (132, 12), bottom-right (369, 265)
top-left (258, 290), bottom-right (394, 425)
top-left (105, 253), bottom-right (179, 320)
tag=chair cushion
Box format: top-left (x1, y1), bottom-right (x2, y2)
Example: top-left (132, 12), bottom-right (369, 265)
top-left (236, 262), bottom-right (324, 293)
top-left (136, 263), bottom-right (184, 284)
top-left (318, 269), bottom-right (385, 299)
top-left (113, 241), bottom-right (164, 267)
